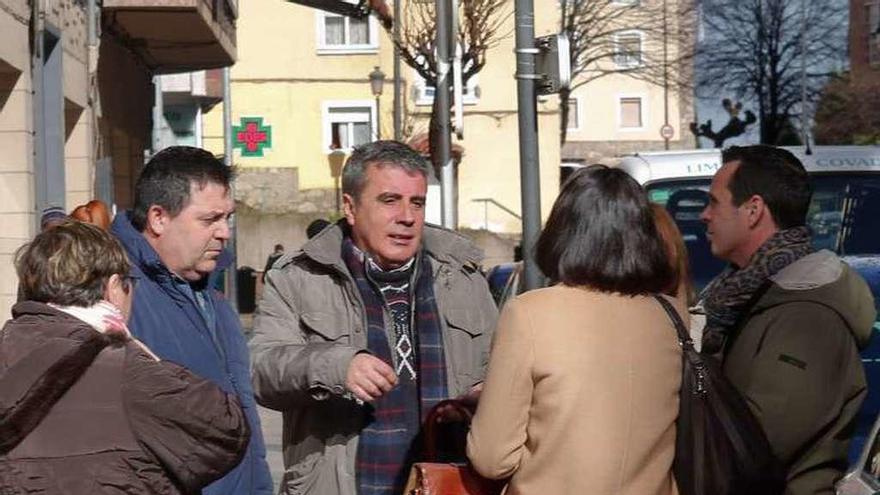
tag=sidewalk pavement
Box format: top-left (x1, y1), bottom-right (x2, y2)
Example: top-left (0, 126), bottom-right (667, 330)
top-left (259, 405), bottom-right (285, 491)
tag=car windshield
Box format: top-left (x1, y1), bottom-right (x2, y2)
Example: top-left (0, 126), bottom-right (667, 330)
top-left (646, 173), bottom-right (880, 290)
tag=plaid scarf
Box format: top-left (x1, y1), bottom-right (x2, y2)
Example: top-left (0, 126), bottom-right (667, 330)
top-left (700, 226), bottom-right (812, 355)
top-left (342, 239), bottom-right (448, 495)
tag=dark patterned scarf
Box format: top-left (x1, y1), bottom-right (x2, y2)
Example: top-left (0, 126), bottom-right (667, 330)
top-left (701, 226), bottom-right (812, 355)
top-left (342, 239), bottom-right (448, 495)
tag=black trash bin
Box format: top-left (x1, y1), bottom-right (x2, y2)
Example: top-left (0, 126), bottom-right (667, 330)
top-left (237, 266), bottom-right (257, 314)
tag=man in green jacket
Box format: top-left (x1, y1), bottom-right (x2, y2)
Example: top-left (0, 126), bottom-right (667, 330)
top-left (250, 141), bottom-right (498, 495)
top-left (699, 145), bottom-right (876, 494)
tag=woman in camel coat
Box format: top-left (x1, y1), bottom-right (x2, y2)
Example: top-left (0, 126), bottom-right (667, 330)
top-left (467, 165), bottom-right (685, 495)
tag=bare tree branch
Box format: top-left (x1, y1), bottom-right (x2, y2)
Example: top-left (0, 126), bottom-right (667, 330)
top-left (696, 0), bottom-right (847, 145)
top-left (380, 0), bottom-right (512, 176)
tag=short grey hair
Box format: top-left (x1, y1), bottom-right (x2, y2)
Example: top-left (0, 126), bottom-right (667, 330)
top-left (341, 140), bottom-right (432, 200)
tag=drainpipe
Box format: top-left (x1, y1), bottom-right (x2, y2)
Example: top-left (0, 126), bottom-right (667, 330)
top-left (393, 0), bottom-right (401, 140)
top-left (222, 66), bottom-right (238, 311)
top-left (151, 76), bottom-right (163, 153)
top-left (87, 0), bottom-right (99, 198)
top-left (87, 0), bottom-right (97, 53)
top-left (32, 0), bottom-right (44, 213)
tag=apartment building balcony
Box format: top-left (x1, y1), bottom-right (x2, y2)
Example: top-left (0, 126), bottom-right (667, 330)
top-left (161, 70), bottom-right (222, 105)
top-left (102, 0), bottom-right (238, 73)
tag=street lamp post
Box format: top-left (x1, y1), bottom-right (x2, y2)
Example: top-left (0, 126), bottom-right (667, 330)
top-left (369, 66), bottom-right (386, 140)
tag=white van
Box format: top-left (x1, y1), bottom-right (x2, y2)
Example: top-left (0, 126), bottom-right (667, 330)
top-left (619, 146), bottom-right (880, 187)
top-left (618, 146), bottom-right (880, 288)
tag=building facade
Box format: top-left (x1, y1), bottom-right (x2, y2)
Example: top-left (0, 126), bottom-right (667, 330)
top-left (202, 0), bottom-right (563, 269)
top-left (0, 0), bottom-right (237, 316)
top-left (202, 0), bottom-right (695, 270)
top-left (562, 0), bottom-right (696, 167)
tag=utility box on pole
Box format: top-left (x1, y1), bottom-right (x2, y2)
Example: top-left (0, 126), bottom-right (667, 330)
top-left (534, 33), bottom-right (571, 96)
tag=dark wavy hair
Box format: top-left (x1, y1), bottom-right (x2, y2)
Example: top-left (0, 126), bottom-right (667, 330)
top-left (535, 165), bottom-right (673, 295)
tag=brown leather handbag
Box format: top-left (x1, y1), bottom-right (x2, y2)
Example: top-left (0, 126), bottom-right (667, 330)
top-left (404, 399), bottom-right (507, 495)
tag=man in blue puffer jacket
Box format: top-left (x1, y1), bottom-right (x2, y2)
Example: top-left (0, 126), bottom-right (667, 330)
top-left (111, 146), bottom-right (273, 494)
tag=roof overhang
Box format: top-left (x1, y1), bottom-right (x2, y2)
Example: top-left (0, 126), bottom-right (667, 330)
top-left (284, 0), bottom-right (370, 18)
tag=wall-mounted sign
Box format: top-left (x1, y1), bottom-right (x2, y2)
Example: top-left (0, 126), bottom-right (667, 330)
top-left (234, 117), bottom-right (272, 157)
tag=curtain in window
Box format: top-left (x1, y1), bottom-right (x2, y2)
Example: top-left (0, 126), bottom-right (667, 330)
top-left (353, 122), bottom-right (371, 145)
top-left (331, 122), bottom-right (348, 149)
top-left (325, 16), bottom-right (345, 45)
top-left (350, 17), bottom-right (369, 45)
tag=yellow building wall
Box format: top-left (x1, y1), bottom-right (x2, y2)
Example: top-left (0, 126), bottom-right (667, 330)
top-left (563, 0), bottom-right (692, 147)
top-left (206, 80), bottom-right (390, 190)
top-left (206, 0), bottom-right (562, 235)
top-left (416, 2), bottom-right (561, 232)
top-left (204, 0), bottom-right (394, 192)
top-left (566, 75), bottom-right (684, 143)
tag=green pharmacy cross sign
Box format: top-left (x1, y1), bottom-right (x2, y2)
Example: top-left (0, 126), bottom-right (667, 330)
top-left (234, 117), bottom-right (272, 157)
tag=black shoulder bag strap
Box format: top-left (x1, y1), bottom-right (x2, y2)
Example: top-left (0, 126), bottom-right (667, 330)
top-left (654, 295), bottom-right (693, 347)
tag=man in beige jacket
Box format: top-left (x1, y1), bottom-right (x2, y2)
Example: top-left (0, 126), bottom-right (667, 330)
top-left (250, 141), bottom-right (497, 495)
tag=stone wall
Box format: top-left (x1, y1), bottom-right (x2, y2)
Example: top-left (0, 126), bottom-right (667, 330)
top-left (233, 167), bottom-right (338, 269)
top-left (235, 167), bottom-right (337, 215)
top-left (459, 228), bottom-right (519, 269)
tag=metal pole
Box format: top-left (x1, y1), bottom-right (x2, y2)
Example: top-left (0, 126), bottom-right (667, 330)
top-left (436, 0), bottom-right (455, 228)
top-left (222, 66), bottom-right (239, 311)
top-left (514, 0), bottom-right (542, 291)
top-left (393, 0), bottom-right (402, 141)
top-left (376, 95), bottom-right (382, 140)
top-left (800, 0), bottom-right (811, 153)
top-left (152, 76), bottom-right (163, 153)
top-left (662, 0), bottom-right (670, 151)
top-left (87, 0), bottom-right (97, 51)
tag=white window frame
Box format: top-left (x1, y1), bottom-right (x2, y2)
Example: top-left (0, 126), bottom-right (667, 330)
top-left (616, 94), bottom-right (647, 131)
top-left (315, 9), bottom-right (379, 54)
top-left (614, 30), bottom-right (644, 68)
top-left (566, 96), bottom-right (580, 131)
top-left (322, 100), bottom-right (377, 153)
top-left (413, 70), bottom-right (480, 106)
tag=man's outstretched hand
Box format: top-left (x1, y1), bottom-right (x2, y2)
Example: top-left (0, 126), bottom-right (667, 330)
top-left (346, 353), bottom-right (398, 403)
